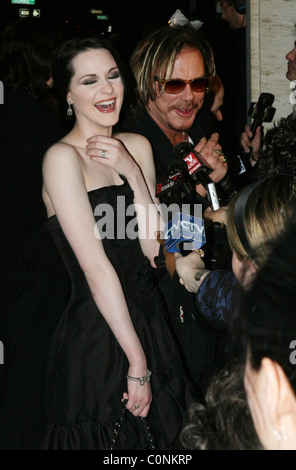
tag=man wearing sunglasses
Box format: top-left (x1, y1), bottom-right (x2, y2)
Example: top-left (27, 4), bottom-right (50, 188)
top-left (122, 24), bottom-right (228, 202)
top-left (121, 24), bottom-right (229, 391)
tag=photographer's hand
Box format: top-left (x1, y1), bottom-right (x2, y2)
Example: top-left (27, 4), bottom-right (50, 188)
top-left (174, 251), bottom-right (210, 293)
top-left (239, 124), bottom-right (261, 164)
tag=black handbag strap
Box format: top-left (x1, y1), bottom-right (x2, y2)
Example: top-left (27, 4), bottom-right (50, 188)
top-left (110, 400), bottom-right (158, 450)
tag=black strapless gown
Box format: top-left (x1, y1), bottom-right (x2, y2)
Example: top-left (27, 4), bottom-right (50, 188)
top-left (40, 179), bottom-right (196, 450)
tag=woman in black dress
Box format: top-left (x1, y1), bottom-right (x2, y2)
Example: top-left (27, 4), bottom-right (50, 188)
top-left (40, 35), bottom-right (195, 450)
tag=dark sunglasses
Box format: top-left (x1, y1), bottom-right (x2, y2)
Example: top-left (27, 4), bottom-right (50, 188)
top-left (155, 76), bottom-right (212, 94)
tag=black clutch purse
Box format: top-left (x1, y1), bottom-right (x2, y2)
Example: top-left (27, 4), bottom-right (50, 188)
top-left (110, 399), bottom-right (158, 450)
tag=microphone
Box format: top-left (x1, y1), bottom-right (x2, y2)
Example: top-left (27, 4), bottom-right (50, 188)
top-left (174, 141), bottom-right (220, 210)
top-left (164, 209), bottom-right (206, 254)
top-left (156, 161), bottom-right (205, 254)
top-left (155, 159), bottom-right (195, 205)
top-left (248, 92), bottom-right (276, 141)
top-left (226, 93), bottom-right (277, 190)
top-left (156, 148), bottom-right (208, 256)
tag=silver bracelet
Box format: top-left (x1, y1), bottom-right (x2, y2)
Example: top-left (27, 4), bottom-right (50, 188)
top-left (126, 369), bottom-right (152, 386)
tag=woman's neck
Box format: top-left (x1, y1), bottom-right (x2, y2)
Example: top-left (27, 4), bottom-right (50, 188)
top-left (66, 119), bottom-right (112, 148)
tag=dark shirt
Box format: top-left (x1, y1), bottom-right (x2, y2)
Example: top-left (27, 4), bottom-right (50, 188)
top-left (121, 105), bottom-right (213, 183)
top-left (121, 105), bottom-right (226, 389)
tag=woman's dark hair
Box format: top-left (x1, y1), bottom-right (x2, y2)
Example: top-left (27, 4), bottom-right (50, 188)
top-left (0, 17), bottom-right (61, 99)
top-left (52, 34), bottom-right (136, 119)
top-left (181, 361), bottom-right (262, 450)
top-left (231, 214), bottom-right (296, 390)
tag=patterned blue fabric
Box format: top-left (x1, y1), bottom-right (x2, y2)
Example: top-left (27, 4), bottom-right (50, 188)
top-left (196, 270), bottom-right (238, 328)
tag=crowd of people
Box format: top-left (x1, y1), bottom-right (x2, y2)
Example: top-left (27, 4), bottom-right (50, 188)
top-left (0, 1), bottom-right (296, 451)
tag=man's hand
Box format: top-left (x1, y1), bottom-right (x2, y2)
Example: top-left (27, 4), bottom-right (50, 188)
top-left (194, 133), bottom-right (228, 197)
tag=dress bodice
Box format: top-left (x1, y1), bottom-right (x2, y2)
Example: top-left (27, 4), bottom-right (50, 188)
top-left (44, 178), bottom-right (150, 290)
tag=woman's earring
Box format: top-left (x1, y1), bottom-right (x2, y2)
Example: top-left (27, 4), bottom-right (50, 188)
top-left (67, 101), bottom-right (73, 116)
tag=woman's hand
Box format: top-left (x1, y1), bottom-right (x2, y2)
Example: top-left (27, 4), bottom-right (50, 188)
top-left (85, 135), bottom-right (139, 178)
top-left (123, 365), bottom-right (152, 417)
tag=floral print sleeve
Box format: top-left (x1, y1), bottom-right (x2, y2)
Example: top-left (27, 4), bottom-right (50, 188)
top-left (195, 270), bottom-right (238, 329)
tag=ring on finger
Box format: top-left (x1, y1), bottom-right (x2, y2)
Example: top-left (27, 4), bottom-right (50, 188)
top-left (214, 148), bottom-right (227, 163)
top-left (220, 153), bottom-right (227, 163)
top-left (213, 148), bottom-right (222, 156)
top-left (134, 404), bottom-right (140, 410)
top-left (101, 150), bottom-right (106, 158)
top-left (193, 248), bottom-right (205, 258)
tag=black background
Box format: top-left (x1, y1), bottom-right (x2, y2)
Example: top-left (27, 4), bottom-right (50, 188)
top-left (1, 0), bottom-right (218, 39)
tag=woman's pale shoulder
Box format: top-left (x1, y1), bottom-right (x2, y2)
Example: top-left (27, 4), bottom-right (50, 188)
top-left (43, 141), bottom-right (80, 165)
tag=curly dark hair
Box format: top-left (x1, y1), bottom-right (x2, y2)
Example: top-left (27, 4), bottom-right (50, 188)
top-left (257, 114), bottom-right (296, 179)
top-left (180, 361), bottom-right (262, 450)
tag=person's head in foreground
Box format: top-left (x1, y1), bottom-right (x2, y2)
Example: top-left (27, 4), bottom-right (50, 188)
top-left (232, 215), bottom-right (296, 450)
top-left (226, 174), bottom-right (296, 288)
top-left (180, 361), bottom-right (262, 450)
